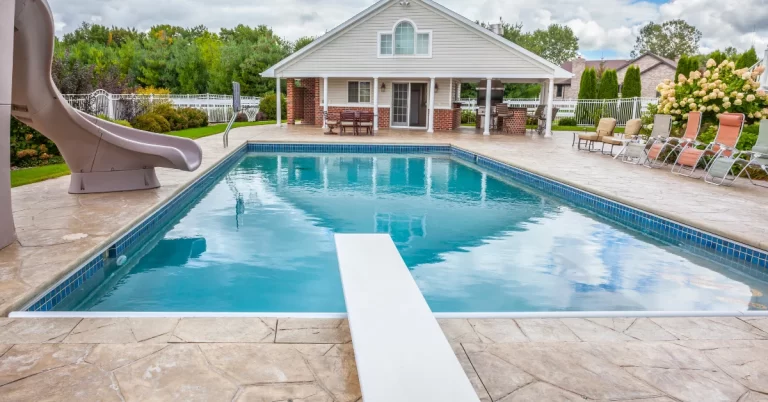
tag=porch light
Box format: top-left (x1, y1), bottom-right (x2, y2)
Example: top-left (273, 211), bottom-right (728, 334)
top-left (381, 83), bottom-right (386, 92)
top-left (435, 83), bottom-right (439, 93)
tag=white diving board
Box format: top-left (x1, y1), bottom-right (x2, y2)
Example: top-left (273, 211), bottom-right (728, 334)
top-left (335, 234), bottom-right (480, 402)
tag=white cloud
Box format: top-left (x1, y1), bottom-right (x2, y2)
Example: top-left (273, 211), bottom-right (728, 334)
top-left (48, 0), bottom-right (768, 58)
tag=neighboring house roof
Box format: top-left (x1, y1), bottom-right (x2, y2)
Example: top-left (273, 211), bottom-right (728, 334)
top-left (560, 59), bottom-right (628, 73)
top-left (261, 0), bottom-right (572, 79)
top-left (615, 52), bottom-right (677, 71)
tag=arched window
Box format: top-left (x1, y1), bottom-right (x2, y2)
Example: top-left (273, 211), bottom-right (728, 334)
top-left (379, 20), bottom-right (431, 57)
top-left (394, 22), bottom-right (415, 55)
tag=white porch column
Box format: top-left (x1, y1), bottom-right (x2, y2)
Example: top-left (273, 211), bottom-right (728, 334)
top-left (0, 0), bottom-right (17, 250)
top-left (428, 77), bottom-right (436, 133)
top-left (373, 77), bottom-right (379, 132)
top-left (761, 46), bottom-right (768, 89)
top-left (545, 78), bottom-right (554, 138)
top-left (323, 76), bottom-right (329, 129)
top-left (483, 78), bottom-right (492, 135)
top-left (276, 77), bottom-right (282, 127)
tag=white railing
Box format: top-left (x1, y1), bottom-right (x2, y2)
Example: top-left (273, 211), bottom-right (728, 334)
top-left (750, 46), bottom-right (768, 90)
top-left (458, 97), bottom-right (659, 127)
top-left (62, 89), bottom-right (261, 123)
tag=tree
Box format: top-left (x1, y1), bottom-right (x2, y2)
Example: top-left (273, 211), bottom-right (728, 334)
top-left (622, 65), bottom-right (641, 98)
top-left (597, 69), bottom-right (618, 99)
top-left (675, 55), bottom-right (699, 78)
top-left (293, 36), bottom-right (315, 52)
top-left (577, 67), bottom-right (598, 99)
top-left (736, 47), bottom-right (759, 69)
top-left (518, 24), bottom-right (579, 65)
top-left (631, 19), bottom-right (702, 59)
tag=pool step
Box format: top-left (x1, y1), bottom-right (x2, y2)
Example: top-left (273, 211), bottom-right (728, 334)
top-left (335, 234), bottom-right (480, 402)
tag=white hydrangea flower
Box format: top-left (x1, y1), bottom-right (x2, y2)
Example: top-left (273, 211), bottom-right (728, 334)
top-left (749, 113), bottom-right (754, 118)
top-left (742, 72), bottom-right (751, 80)
top-left (746, 94), bottom-right (756, 102)
top-left (723, 96), bottom-right (730, 102)
top-left (735, 99), bottom-right (743, 105)
top-left (723, 102), bottom-right (731, 108)
top-left (713, 105), bottom-right (720, 112)
top-left (704, 70), bottom-right (712, 78)
top-left (756, 111), bottom-right (763, 118)
top-left (706, 106), bottom-right (713, 111)
top-left (678, 74), bottom-right (687, 83)
top-left (673, 102), bottom-right (679, 108)
top-left (737, 93), bottom-right (745, 99)
top-left (757, 90), bottom-right (766, 97)
top-left (706, 59), bottom-right (717, 68)
top-left (728, 61), bottom-right (736, 69)
top-left (743, 84), bottom-right (751, 91)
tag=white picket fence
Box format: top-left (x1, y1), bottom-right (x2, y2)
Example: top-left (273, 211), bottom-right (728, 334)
top-left (62, 89), bottom-right (261, 123)
top-left (459, 97), bottom-right (659, 127)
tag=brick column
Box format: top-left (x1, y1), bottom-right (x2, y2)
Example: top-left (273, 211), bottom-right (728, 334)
top-left (314, 79), bottom-right (322, 125)
top-left (286, 78), bottom-right (295, 125)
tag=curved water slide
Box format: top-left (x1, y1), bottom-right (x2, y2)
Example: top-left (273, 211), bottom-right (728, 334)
top-left (1, 0), bottom-right (203, 249)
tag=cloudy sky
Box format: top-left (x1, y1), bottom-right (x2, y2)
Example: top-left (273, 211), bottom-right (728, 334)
top-left (49, 0), bottom-right (768, 60)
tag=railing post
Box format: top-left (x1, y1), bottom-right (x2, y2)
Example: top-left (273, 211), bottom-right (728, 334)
top-left (631, 97), bottom-right (639, 120)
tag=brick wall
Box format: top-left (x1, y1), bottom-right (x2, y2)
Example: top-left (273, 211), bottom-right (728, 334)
top-left (640, 65), bottom-right (675, 98)
top-left (293, 87), bottom-right (305, 121)
top-left (434, 108), bottom-right (459, 131)
top-left (286, 79), bottom-right (295, 125)
top-left (563, 57), bottom-right (585, 99)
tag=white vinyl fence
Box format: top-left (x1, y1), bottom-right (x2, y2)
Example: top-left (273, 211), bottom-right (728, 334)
top-left (459, 97), bottom-right (659, 127)
top-left (62, 89), bottom-right (261, 123)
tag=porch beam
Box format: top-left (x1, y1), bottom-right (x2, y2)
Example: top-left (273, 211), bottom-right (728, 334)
top-left (323, 76), bottom-right (329, 129)
top-left (373, 77), bottom-right (379, 132)
top-left (545, 77), bottom-right (554, 138)
top-left (276, 77), bottom-right (282, 127)
top-left (483, 78), bottom-right (492, 136)
top-left (427, 77), bottom-right (436, 133)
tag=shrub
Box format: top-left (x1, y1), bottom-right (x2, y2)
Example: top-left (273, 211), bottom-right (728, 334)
top-left (133, 113), bottom-right (170, 133)
top-left (656, 58), bottom-right (768, 125)
top-left (96, 114), bottom-right (132, 128)
top-left (259, 92), bottom-right (286, 120)
top-left (151, 103), bottom-right (188, 131)
top-left (179, 107), bottom-right (208, 128)
top-left (255, 111), bottom-right (266, 122)
top-left (575, 67), bottom-right (598, 122)
top-left (235, 112), bottom-right (248, 122)
top-left (10, 117), bottom-right (62, 167)
top-left (558, 117), bottom-right (577, 126)
top-left (736, 47), bottom-right (759, 69)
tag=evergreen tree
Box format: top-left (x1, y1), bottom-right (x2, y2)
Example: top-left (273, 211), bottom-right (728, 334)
top-left (577, 67), bottom-right (598, 99)
top-left (675, 55), bottom-right (689, 78)
top-left (622, 65), bottom-right (641, 98)
top-left (597, 69), bottom-right (619, 99)
top-left (736, 47), bottom-right (759, 69)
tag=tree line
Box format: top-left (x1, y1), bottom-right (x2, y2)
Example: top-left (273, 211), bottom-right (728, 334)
top-left (53, 22), bottom-right (315, 97)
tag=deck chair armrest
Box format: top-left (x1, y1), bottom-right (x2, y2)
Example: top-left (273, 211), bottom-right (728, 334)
top-left (713, 142), bottom-right (737, 152)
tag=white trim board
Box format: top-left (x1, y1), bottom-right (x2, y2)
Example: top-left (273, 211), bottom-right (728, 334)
top-left (335, 234), bottom-right (480, 402)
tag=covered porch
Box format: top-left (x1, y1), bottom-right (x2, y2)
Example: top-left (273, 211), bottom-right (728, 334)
top-left (276, 75), bottom-right (559, 137)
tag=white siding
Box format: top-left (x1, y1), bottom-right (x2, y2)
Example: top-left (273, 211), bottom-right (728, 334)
top-left (277, 1), bottom-right (553, 77)
top-left (323, 78), bottom-right (452, 108)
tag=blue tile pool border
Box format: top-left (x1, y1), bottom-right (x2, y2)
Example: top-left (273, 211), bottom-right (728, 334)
top-left (21, 142), bottom-right (768, 312)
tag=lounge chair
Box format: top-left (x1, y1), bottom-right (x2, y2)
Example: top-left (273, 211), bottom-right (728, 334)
top-left (619, 119), bottom-right (649, 164)
top-left (577, 118), bottom-right (617, 151)
top-left (602, 118), bottom-right (641, 156)
top-left (646, 112), bottom-right (702, 168)
top-left (704, 119), bottom-right (768, 186)
top-left (639, 114), bottom-right (684, 168)
top-left (671, 113), bottom-right (745, 178)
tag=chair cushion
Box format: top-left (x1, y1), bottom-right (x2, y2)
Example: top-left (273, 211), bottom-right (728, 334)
top-left (602, 136), bottom-right (624, 145)
top-left (625, 143), bottom-right (647, 158)
top-left (708, 157), bottom-right (737, 178)
top-left (579, 133), bottom-right (599, 141)
top-left (752, 145), bottom-right (768, 154)
top-left (340, 122), bottom-right (355, 126)
top-left (624, 119), bottom-right (642, 137)
top-left (359, 122), bottom-right (373, 127)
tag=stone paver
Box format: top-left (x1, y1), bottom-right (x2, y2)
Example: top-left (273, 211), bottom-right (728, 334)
top-left (0, 318), bottom-right (766, 401)
top-left (275, 318), bottom-right (351, 344)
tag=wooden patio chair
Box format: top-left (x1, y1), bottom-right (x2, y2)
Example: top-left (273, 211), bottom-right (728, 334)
top-left (358, 112), bottom-right (374, 136)
top-left (495, 104), bottom-right (509, 130)
top-left (528, 105), bottom-right (546, 134)
top-left (537, 107), bottom-right (559, 135)
top-left (340, 111), bottom-right (357, 135)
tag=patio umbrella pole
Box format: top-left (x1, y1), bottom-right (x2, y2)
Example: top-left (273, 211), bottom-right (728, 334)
top-left (0, 0), bottom-right (17, 250)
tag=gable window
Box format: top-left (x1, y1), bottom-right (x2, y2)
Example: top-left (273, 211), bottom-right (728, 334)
top-left (379, 20), bottom-right (431, 57)
top-left (348, 81), bottom-right (371, 103)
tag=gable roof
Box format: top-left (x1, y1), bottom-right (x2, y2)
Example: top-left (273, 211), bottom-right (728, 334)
top-left (561, 59), bottom-right (629, 73)
top-left (262, 0), bottom-right (572, 79)
top-left (615, 52), bottom-right (677, 71)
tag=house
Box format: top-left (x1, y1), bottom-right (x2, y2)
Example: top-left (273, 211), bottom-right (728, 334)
top-left (555, 53), bottom-right (678, 99)
top-left (261, 0), bottom-right (572, 136)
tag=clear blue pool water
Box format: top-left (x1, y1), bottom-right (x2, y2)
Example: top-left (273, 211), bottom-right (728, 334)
top-left (62, 154), bottom-right (768, 312)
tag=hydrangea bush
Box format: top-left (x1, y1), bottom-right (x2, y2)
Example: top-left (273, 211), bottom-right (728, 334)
top-left (656, 58), bottom-right (767, 125)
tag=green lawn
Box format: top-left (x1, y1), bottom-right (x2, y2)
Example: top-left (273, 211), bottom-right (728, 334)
top-left (11, 164), bottom-right (70, 187)
top-left (167, 120), bottom-right (280, 139)
top-left (11, 120), bottom-right (284, 187)
top-left (460, 123), bottom-right (626, 133)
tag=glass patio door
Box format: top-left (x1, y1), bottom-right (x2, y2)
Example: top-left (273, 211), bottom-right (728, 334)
top-left (392, 83), bottom-right (409, 127)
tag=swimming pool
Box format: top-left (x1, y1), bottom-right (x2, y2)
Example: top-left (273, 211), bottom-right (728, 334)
top-left (45, 146), bottom-right (768, 313)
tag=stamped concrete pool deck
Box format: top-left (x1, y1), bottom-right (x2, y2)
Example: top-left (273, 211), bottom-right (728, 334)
top-left (2, 125), bottom-right (768, 316)
top-left (2, 126), bottom-right (768, 400)
top-left (0, 317), bottom-right (767, 401)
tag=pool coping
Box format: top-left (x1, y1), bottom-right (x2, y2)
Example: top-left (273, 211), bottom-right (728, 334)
top-left (9, 139), bottom-right (768, 316)
top-left (10, 311), bottom-right (768, 318)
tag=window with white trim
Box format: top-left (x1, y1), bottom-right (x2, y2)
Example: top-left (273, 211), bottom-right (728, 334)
top-left (348, 81), bottom-right (371, 103)
top-left (379, 20), bottom-right (431, 57)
